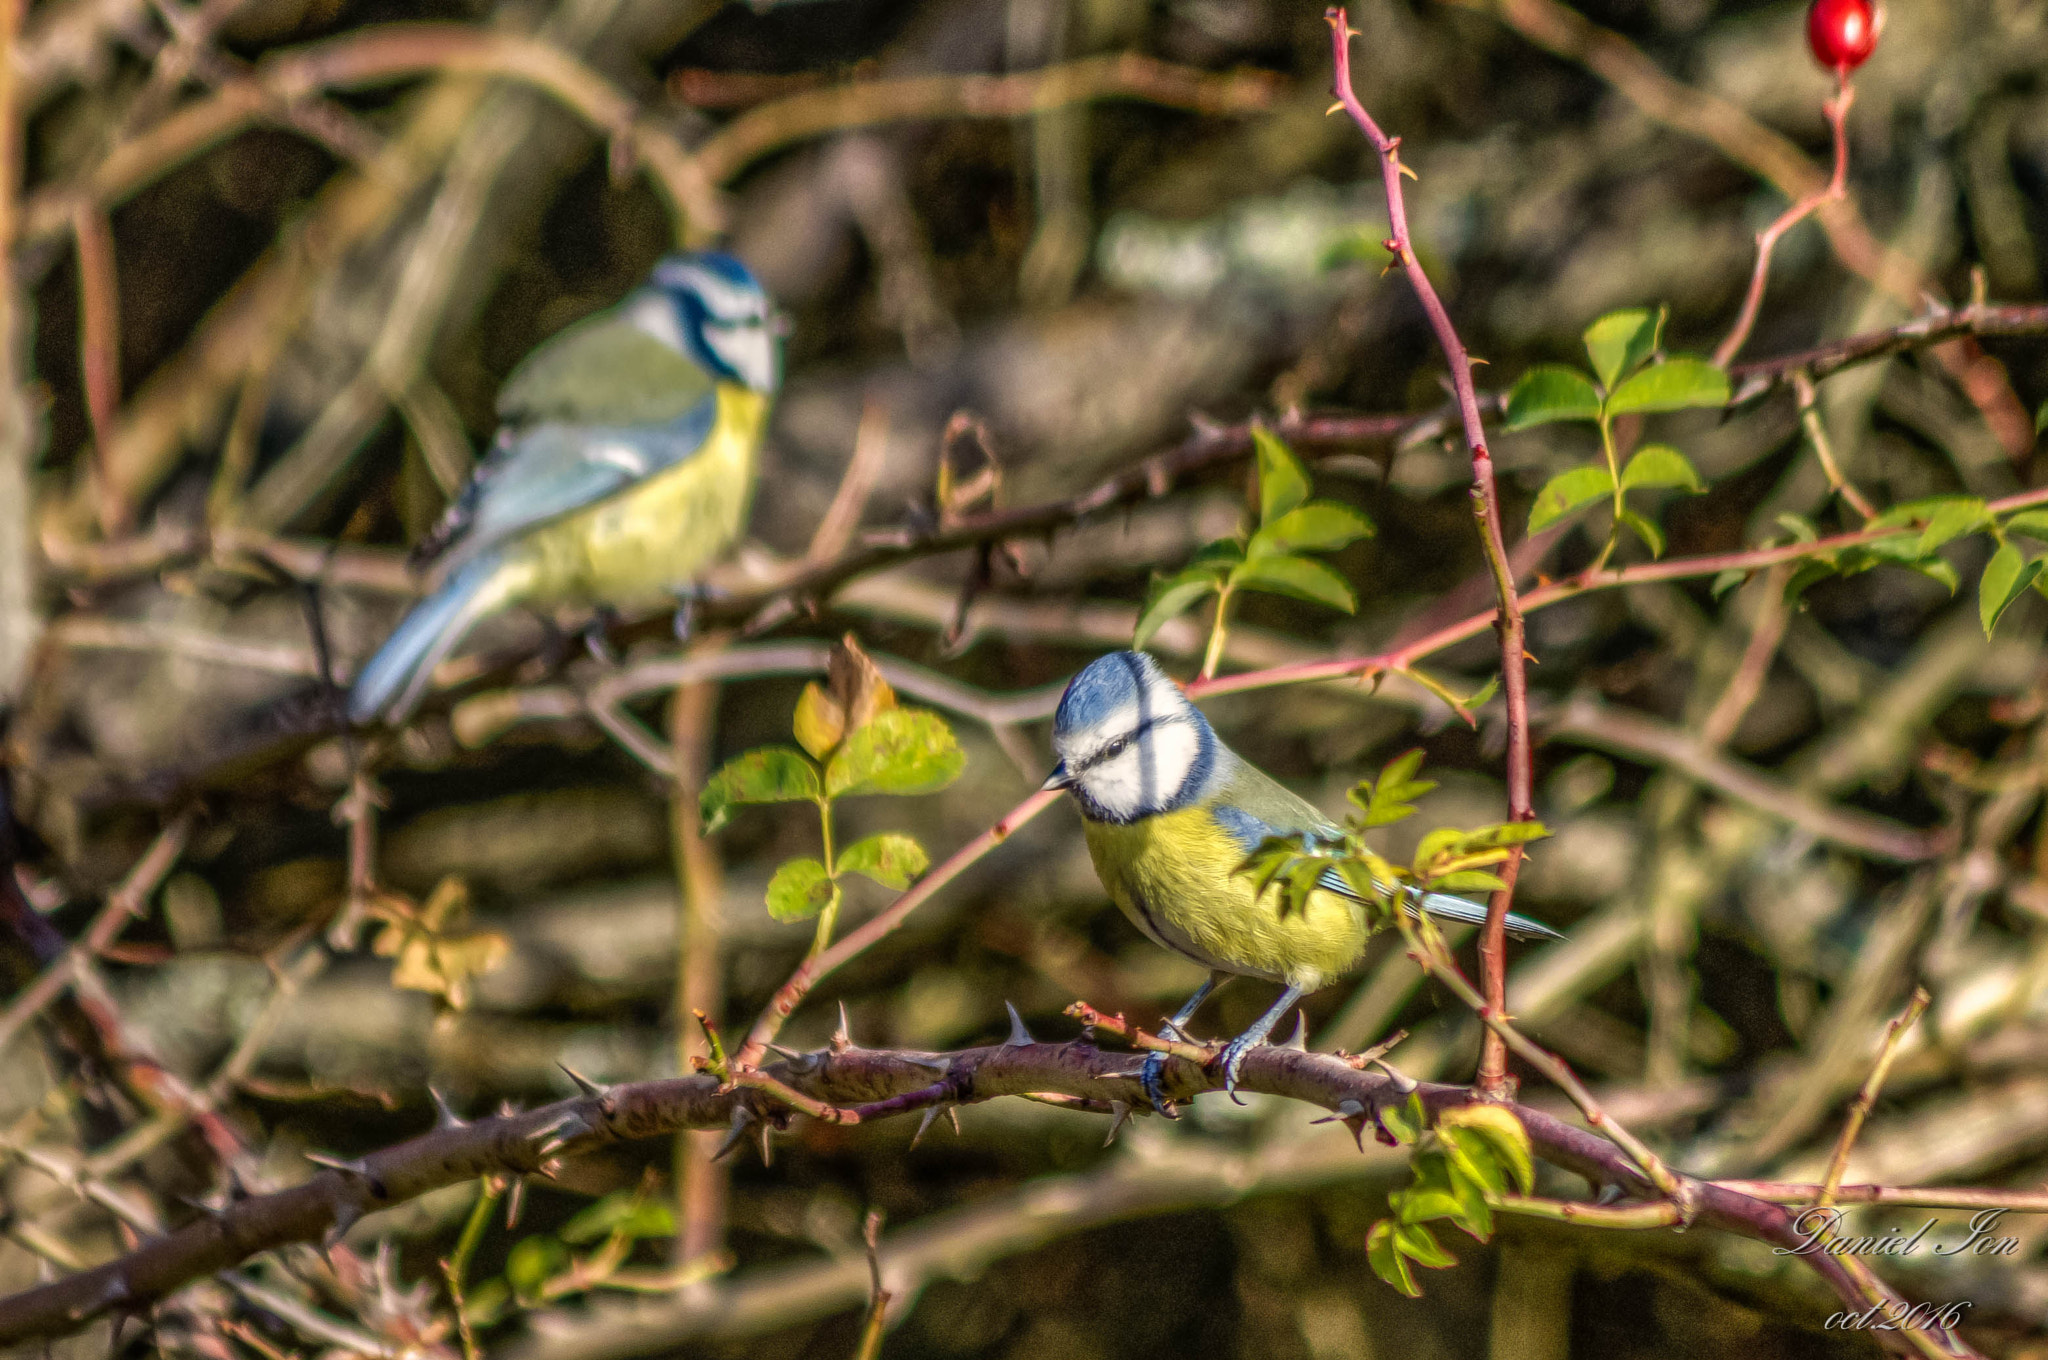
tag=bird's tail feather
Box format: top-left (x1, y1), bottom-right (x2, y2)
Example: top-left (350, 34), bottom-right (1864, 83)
top-left (1411, 889), bottom-right (1562, 942)
top-left (347, 552), bottom-right (523, 725)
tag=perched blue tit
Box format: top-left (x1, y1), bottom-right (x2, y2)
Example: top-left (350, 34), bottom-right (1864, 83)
top-left (1043, 651), bottom-right (1560, 1110)
top-left (347, 252), bottom-right (781, 724)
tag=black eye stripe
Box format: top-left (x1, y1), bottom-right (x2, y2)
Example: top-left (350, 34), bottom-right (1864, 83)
top-left (1077, 715), bottom-right (1181, 770)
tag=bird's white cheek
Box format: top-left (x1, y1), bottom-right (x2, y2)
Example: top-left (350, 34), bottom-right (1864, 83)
top-left (705, 326), bottom-right (778, 392)
top-left (1079, 722), bottom-right (1201, 821)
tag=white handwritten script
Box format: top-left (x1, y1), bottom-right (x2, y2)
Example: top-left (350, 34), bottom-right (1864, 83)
top-left (1775, 1207), bottom-right (2019, 1259)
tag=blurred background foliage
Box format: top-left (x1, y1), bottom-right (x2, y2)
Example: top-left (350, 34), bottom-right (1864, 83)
top-left (7, 0), bottom-right (2048, 1355)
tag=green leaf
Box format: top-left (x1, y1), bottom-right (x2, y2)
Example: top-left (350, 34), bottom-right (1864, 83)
top-left (1229, 553), bottom-right (1357, 613)
top-left (1377, 1092), bottom-right (1428, 1146)
top-left (1319, 229), bottom-right (1393, 272)
top-left (1604, 357), bottom-right (1729, 416)
top-left (1871, 494), bottom-right (1977, 530)
top-left (1619, 444), bottom-right (1703, 492)
top-left (1915, 498), bottom-right (1992, 557)
top-left (1503, 365), bottom-right (1602, 430)
top-left (1389, 1153), bottom-right (1466, 1225)
top-left (1251, 501), bottom-right (1374, 556)
top-left (1784, 559), bottom-right (1838, 602)
top-left (1431, 869), bottom-right (1509, 892)
top-left (825, 708), bottom-right (966, 799)
top-left (1133, 568), bottom-right (1222, 649)
top-left (2036, 399), bottom-right (2048, 434)
top-left (1980, 541), bottom-right (2042, 636)
top-left (1906, 556), bottom-right (1960, 594)
top-left (1438, 1103), bottom-right (1536, 1195)
top-left (1582, 307), bottom-right (1664, 389)
top-left (701, 748), bottom-right (821, 833)
top-left (1710, 568), bottom-right (1747, 598)
top-left (561, 1190), bottom-right (677, 1244)
top-left (1776, 513), bottom-right (1818, 544)
top-left (1252, 426), bottom-right (1310, 524)
top-left (2003, 509), bottom-right (2048, 541)
top-left (835, 833), bottom-right (929, 890)
top-left (1527, 465), bottom-right (1614, 532)
top-left (1618, 507), bottom-right (1665, 557)
top-left (1394, 1220), bottom-right (1457, 1268)
top-left (1366, 1220), bottom-right (1420, 1297)
top-left (506, 1236), bottom-right (571, 1302)
top-left (765, 858), bottom-right (834, 921)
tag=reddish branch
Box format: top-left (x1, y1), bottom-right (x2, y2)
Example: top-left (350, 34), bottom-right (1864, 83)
top-left (1325, 8), bottom-right (1530, 1096)
top-left (0, 1028), bottom-right (1945, 1351)
top-left (1713, 76), bottom-right (1855, 369)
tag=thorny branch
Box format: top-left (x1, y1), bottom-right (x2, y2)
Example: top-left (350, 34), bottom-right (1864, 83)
top-left (0, 1022), bottom-right (1966, 1351)
top-left (1327, 5), bottom-right (1536, 1097)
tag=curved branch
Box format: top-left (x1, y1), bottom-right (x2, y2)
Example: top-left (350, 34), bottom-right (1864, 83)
top-left (0, 1029), bottom-right (1933, 1349)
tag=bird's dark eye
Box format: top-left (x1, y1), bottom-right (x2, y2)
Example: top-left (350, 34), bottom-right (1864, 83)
top-left (1103, 737), bottom-right (1129, 758)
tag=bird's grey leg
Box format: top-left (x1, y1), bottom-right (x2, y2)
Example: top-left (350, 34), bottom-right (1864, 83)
top-left (583, 607), bottom-right (623, 666)
top-left (1139, 971), bottom-right (1230, 1116)
top-left (670, 587), bottom-right (701, 643)
top-left (1218, 985), bottom-right (1305, 1105)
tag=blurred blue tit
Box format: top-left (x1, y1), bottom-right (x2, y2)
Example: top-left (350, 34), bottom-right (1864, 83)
top-left (347, 251), bottom-right (781, 724)
top-left (1043, 651), bottom-right (1560, 1111)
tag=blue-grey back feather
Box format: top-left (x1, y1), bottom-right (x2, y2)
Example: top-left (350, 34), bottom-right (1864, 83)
top-left (429, 400), bottom-right (718, 573)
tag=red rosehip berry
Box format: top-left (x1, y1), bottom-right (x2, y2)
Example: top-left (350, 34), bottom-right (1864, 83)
top-left (1806, 0), bottom-right (1884, 74)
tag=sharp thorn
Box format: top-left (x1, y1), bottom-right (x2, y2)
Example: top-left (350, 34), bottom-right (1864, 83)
top-left (322, 1203), bottom-right (362, 1250)
top-left (765, 1043), bottom-right (804, 1061)
top-left (428, 1087), bottom-right (466, 1130)
top-left (946, 1107), bottom-right (961, 1136)
top-left (1368, 1057), bottom-right (1417, 1093)
top-left (304, 1152), bottom-right (369, 1177)
top-left (1280, 1012), bottom-right (1308, 1051)
top-left (903, 1054), bottom-right (952, 1073)
top-left (757, 1121), bottom-right (774, 1167)
top-left (911, 1107), bottom-right (941, 1150)
top-left (1104, 1100), bottom-right (1133, 1147)
top-left (1003, 1001), bottom-right (1035, 1047)
top-left (711, 1107), bottom-right (755, 1162)
top-left (832, 1001), bottom-right (854, 1052)
top-left (1311, 1098), bottom-right (1367, 1125)
top-left (536, 1138), bottom-right (566, 1158)
top-left (505, 1177), bottom-right (528, 1229)
top-left (558, 1063), bottom-right (606, 1098)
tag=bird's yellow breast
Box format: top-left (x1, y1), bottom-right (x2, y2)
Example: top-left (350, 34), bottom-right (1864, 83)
top-left (1081, 807), bottom-right (1370, 989)
top-left (513, 384), bottom-right (766, 609)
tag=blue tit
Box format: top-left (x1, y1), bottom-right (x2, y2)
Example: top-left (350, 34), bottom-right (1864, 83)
top-left (1042, 650), bottom-right (1560, 1111)
top-left (347, 251), bottom-right (781, 724)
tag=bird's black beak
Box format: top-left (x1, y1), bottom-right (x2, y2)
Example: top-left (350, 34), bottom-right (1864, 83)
top-left (1041, 762), bottom-right (1074, 793)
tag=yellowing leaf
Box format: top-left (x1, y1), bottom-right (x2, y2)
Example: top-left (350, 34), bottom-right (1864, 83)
top-left (701, 748), bottom-right (822, 833)
top-left (835, 833), bottom-right (929, 889)
top-left (825, 708), bottom-right (966, 799)
top-left (793, 682), bottom-right (845, 759)
top-left (765, 857), bottom-right (834, 921)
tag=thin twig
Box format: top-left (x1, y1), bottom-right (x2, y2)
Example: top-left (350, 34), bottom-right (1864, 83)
top-left (1713, 77), bottom-right (1854, 368)
top-left (0, 810), bottom-right (196, 1056)
top-left (1791, 369), bottom-right (1878, 521)
top-left (1818, 988), bottom-right (1931, 1209)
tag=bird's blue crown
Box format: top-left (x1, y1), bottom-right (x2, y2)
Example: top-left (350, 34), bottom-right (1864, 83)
top-left (1053, 651), bottom-right (1169, 739)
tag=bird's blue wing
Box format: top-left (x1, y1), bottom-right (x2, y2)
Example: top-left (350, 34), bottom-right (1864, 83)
top-left (1211, 803), bottom-right (1561, 942)
top-left (421, 397), bottom-right (719, 570)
